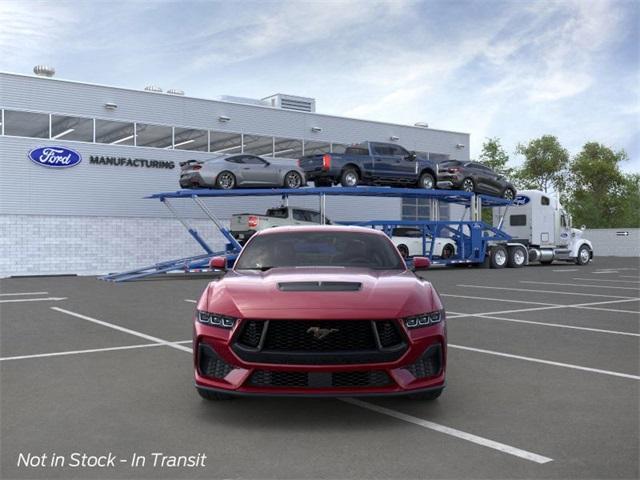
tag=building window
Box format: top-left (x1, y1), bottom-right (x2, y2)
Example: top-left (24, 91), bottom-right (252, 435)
top-left (243, 134), bottom-right (274, 156)
top-left (3, 110), bottom-right (49, 138)
top-left (303, 140), bottom-right (331, 155)
top-left (210, 131), bottom-right (243, 154)
top-left (95, 119), bottom-right (135, 145)
top-left (173, 127), bottom-right (208, 151)
top-left (273, 137), bottom-right (303, 159)
top-left (135, 123), bottom-right (173, 148)
top-left (51, 114), bottom-right (93, 142)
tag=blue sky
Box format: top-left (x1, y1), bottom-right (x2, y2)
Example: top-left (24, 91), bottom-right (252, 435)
top-left (1, 0), bottom-right (638, 172)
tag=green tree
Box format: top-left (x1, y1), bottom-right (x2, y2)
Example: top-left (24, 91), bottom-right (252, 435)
top-left (565, 142), bottom-right (638, 228)
top-left (479, 137), bottom-right (513, 176)
top-left (516, 135), bottom-right (569, 193)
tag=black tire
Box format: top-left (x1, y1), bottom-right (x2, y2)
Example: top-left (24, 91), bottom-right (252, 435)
top-left (461, 177), bottom-right (475, 192)
top-left (408, 388), bottom-right (443, 401)
top-left (503, 188), bottom-right (516, 201)
top-left (340, 168), bottom-right (359, 187)
top-left (397, 244), bottom-right (409, 258)
top-left (284, 170), bottom-right (303, 189)
top-left (490, 245), bottom-right (508, 269)
top-left (418, 172), bottom-right (435, 190)
top-left (197, 388), bottom-right (235, 401)
top-left (507, 246), bottom-right (526, 268)
top-left (441, 243), bottom-right (455, 259)
top-left (576, 245), bottom-right (591, 265)
top-left (216, 171), bottom-right (236, 189)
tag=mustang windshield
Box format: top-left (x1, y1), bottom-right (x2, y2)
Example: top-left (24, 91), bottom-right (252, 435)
top-left (235, 231), bottom-right (405, 270)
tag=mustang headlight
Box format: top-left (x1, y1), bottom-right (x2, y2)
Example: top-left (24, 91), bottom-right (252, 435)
top-left (197, 310), bottom-right (237, 329)
top-left (404, 310), bottom-right (444, 329)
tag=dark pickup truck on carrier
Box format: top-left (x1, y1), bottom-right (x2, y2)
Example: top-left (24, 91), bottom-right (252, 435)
top-left (298, 141), bottom-right (440, 189)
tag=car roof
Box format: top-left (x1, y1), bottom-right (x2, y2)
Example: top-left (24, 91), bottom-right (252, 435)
top-left (254, 225), bottom-right (387, 236)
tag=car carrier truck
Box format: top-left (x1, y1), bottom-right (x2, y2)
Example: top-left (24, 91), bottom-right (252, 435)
top-left (492, 189), bottom-right (593, 267)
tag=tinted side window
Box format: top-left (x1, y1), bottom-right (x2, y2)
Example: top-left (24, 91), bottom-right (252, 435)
top-left (292, 210), bottom-right (309, 221)
top-left (266, 208), bottom-right (288, 218)
top-left (390, 145), bottom-right (410, 157)
top-left (541, 196), bottom-right (550, 206)
top-left (242, 156), bottom-right (266, 165)
top-left (510, 215), bottom-right (527, 226)
top-left (226, 156), bottom-right (244, 164)
top-left (307, 211), bottom-right (321, 223)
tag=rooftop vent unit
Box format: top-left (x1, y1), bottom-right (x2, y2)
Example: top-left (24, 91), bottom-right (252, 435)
top-left (33, 65), bottom-right (55, 77)
top-left (144, 85), bottom-right (163, 93)
top-left (262, 94), bottom-right (316, 113)
top-left (167, 89), bottom-right (184, 95)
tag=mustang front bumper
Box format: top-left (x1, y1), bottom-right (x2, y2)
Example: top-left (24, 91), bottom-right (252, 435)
top-left (194, 318), bottom-right (446, 397)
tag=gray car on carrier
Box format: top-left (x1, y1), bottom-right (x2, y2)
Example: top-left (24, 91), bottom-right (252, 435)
top-left (180, 154), bottom-right (307, 189)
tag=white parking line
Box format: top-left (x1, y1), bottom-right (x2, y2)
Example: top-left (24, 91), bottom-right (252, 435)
top-left (448, 312), bottom-right (639, 337)
top-left (0, 341), bottom-right (192, 362)
top-left (0, 291), bottom-right (49, 296)
top-left (449, 344), bottom-right (640, 380)
top-left (457, 284), bottom-right (636, 299)
top-left (51, 307), bottom-right (193, 353)
top-left (572, 278), bottom-right (640, 284)
top-left (0, 297), bottom-right (67, 304)
top-left (342, 398), bottom-right (553, 464)
top-left (520, 281), bottom-right (639, 291)
top-left (185, 299), bottom-right (197, 304)
top-left (552, 269), bottom-right (579, 272)
top-left (442, 294), bottom-right (558, 306)
top-left (620, 275), bottom-right (640, 279)
top-left (446, 298), bottom-right (640, 317)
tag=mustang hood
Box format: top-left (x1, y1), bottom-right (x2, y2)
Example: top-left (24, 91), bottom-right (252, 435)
top-left (200, 267), bottom-right (441, 320)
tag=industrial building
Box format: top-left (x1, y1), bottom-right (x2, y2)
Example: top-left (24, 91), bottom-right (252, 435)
top-left (0, 69), bottom-right (470, 277)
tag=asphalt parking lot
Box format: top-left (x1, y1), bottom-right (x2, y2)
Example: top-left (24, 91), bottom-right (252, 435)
top-left (1, 257), bottom-right (639, 479)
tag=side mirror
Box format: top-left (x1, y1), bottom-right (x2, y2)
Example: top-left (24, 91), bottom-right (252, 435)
top-left (407, 151), bottom-right (417, 161)
top-left (209, 256), bottom-right (227, 270)
top-left (412, 257), bottom-right (431, 270)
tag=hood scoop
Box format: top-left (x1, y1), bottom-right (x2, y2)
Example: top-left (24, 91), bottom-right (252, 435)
top-left (277, 281), bottom-right (362, 292)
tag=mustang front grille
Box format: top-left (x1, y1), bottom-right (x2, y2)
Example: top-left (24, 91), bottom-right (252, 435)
top-left (233, 319), bottom-right (407, 365)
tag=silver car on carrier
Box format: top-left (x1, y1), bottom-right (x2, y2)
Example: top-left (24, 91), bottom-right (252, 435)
top-left (179, 154), bottom-right (306, 189)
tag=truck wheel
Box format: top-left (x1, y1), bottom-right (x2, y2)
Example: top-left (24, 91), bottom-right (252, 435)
top-left (340, 168), bottom-right (359, 187)
top-left (507, 246), bottom-right (526, 268)
top-left (462, 178), bottom-right (475, 192)
top-left (397, 244), bottom-right (409, 258)
top-left (216, 171), bottom-right (236, 189)
top-left (490, 245), bottom-right (507, 269)
top-left (418, 172), bottom-right (435, 189)
top-left (442, 244), bottom-right (455, 259)
top-left (197, 388), bottom-right (235, 401)
top-left (284, 171), bottom-right (303, 189)
top-left (576, 245), bottom-right (591, 265)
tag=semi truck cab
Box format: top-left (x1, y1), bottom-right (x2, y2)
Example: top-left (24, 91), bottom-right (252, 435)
top-left (494, 190), bottom-right (593, 265)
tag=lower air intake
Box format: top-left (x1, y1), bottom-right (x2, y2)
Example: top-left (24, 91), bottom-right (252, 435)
top-left (198, 343), bottom-right (234, 379)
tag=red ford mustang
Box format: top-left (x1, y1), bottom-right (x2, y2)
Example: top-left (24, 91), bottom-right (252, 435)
top-left (193, 226), bottom-right (446, 400)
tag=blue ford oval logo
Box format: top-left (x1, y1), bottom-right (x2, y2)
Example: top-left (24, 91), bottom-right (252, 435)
top-left (513, 195), bottom-right (530, 206)
top-left (28, 146), bottom-right (82, 168)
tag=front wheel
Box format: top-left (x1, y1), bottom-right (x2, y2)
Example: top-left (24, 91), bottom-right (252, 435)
top-left (576, 245), bottom-right (591, 265)
top-left (461, 177), bottom-right (475, 192)
top-left (418, 172), bottom-right (435, 189)
top-left (441, 244), bottom-right (455, 259)
top-left (216, 171), bottom-right (236, 189)
top-left (408, 388), bottom-right (443, 401)
top-left (503, 188), bottom-right (516, 201)
top-left (284, 171), bottom-right (303, 189)
top-left (340, 168), bottom-right (359, 187)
